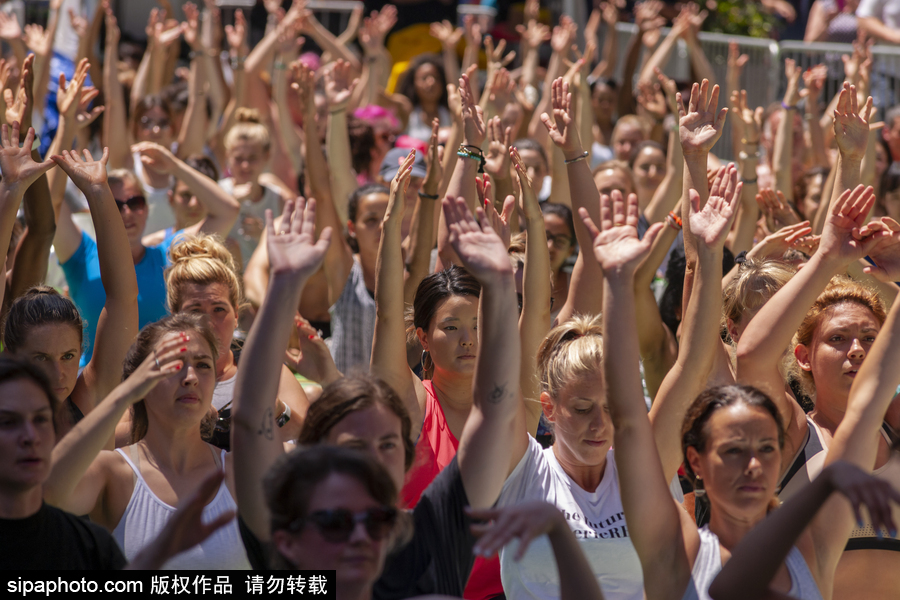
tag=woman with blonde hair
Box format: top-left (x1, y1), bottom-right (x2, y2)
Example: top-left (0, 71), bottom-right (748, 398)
top-left (161, 234), bottom-right (309, 445)
top-left (220, 109), bottom-right (292, 267)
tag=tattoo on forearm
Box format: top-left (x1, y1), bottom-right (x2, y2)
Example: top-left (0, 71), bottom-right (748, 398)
top-left (489, 382), bottom-right (509, 405)
top-left (258, 407), bottom-right (275, 440)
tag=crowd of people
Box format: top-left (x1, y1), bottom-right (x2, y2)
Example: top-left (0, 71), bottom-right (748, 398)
top-left (3, 0), bottom-right (900, 599)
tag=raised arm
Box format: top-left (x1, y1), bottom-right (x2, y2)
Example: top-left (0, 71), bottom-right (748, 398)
top-left (542, 78), bottom-right (605, 320)
top-left (773, 59), bottom-right (803, 204)
top-left (370, 152), bottom-right (427, 437)
top-left (643, 70), bottom-right (684, 225)
top-left (445, 195), bottom-right (525, 510)
top-left (232, 198), bottom-right (331, 540)
top-left (133, 142), bottom-right (239, 239)
top-left (324, 59), bottom-right (359, 226)
top-left (404, 122), bottom-right (441, 306)
top-left (727, 90), bottom-right (763, 255)
top-left (651, 166), bottom-right (741, 482)
top-left (0, 123), bottom-right (55, 312)
top-left (581, 188), bottom-right (691, 600)
top-left (44, 333), bottom-right (188, 513)
top-left (101, 7), bottom-right (130, 170)
top-left (512, 147), bottom-right (552, 436)
top-left (431, 20), bottom-right (463, 89)
top-left (176, 3), bottom-right (210, 159)
top-left (736, 185), bottom-right (880, 461)
top-left (709, 461), bottom-right (900, 600)
top-left (54, 149), bottom-right (139, 415)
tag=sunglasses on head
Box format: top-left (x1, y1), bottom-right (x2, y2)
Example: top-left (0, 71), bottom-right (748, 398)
top-left (115, 195), bottom-right (147, 212)
top-left (288, 507), bottom-right (397, 543)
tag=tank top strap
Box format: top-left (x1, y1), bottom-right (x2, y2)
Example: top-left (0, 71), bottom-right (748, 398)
top-left (115, 446), bottom-right (143, 487)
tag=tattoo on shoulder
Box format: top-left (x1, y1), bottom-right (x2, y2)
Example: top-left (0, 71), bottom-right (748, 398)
top-left (258, 407), bottom-right (275, 440)
top-left (488, 383), bottom-right (508, 405)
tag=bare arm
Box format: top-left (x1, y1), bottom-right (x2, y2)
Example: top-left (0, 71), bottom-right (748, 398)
top-left (232, 199), bottom-right (331, 540)
top-left (101, 8), bottom-right (130, 170)
top-left (325, 60), bottom-right (358, 226)
top-left (177, 4), bottom-right (209, 159)
top-left (404, 122), bottom-right (441, 306)
top-left (773, 59), bottom-right (803, 204)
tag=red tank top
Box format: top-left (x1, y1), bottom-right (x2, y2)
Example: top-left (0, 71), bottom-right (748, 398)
top-left (400, 381), bottom-right (503, 600)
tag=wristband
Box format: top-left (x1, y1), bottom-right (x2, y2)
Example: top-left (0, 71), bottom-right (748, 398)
top-left (230, 56), bottom-right (246, 70)
top-left (781, 101), bottom-right (799, 111)
top-left (564, 151), bottom-right (589, 165)
top-left (666, 211), bottom-right (682, 231)
top-left (276, 403), bottom-right (291, 427)
top-left (741, 177), bottom-right (758, 185)
top-left (274, 61), bottom-right (287, 70)
top-left (741, 139), bottom-right (759, 146)
top-left (738, 150), bottom-right (761, 160)
top-left (418, 191), bottom-right (440, 200)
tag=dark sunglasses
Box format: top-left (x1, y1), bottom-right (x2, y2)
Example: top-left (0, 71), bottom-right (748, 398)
top-left (288, 507), bottom-right (397, 543)
top-left (140, 115), bottom-right (171, 130)
top-left (546, 231), bottom-right (575, 249)
top-left (115, 195), bottom-right (147, 212)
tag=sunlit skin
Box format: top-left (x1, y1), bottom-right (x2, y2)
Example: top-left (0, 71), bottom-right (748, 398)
top-left (763, 111), bottom-right (805, 180)
top-left (141, 336), bottom-right (217, 436)
top-left (169, 180), bottom-right (206, 230)
top-left (541, 371), bottom-right (612, 492)
top-left (178, 282), bottom-right (239, 381)
top-left (687, 404), bottom-right (782, 534)
top-left (612, 123), bottom-right (644, 162)
top-left (795, 302), bottom-right (881, 423)
top-left (347, 192), bottom-right (389, 292)
top-left (0, 380), bottom-right (56, 507)
top-left (272, 473), bottom-right (392, 596)
top-left (325, 403), bottom-right (406, 493)
top-left (12, 323), bottom-right (82, 401)
top-left (417, 295), bottom-right (480, 379)
top-left (593, 167), bottom-right (633, 198)
top-left (515, 148), bottom-right (547, 198)
top-left (632, 146), bottom-right (666, 209)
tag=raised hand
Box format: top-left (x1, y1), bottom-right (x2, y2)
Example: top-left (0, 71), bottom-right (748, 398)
top-left (515, 16), bottom-right (550, 50)
top-left (68, 8), bottom-right (89, 40)
top-left (103, 3), bottom-right (120, 50)
top-left (132, 141), bottom-right (178, 174)
top-left (182, 2), bottom-right (203, 50)
top-left (0, 11), bottom-right (21, 40)
top-left (636, 0), bottom-right (665, 47)
top-left (50, 148), bottom-right (111, 193)
top-left (579, 190), bottom-right (664, 276)
top-left (459, 73), bottom-right (486, 146)
top-left (284, 314), bottom-right (341, 384)
top-left (485, 35), bottom-right (516, 70)
top-left (56, 58), bottom-right (92, 119)
top-left (756, 188), bottom-right (801, 229)
top-left (636, 80), bottom-right (667, 122)
top-left (689, 164), bottom-right (741, 249)
top-left (727, 41), bottom-right (749, 88)
top-left (359, 5), bottom-right (396, 53)
top-left (23, 23), bottom-right (52, 56)
top-left (118, 332), bottom-right (191, 402)
top-left (826, 461), bottom-right (900, 537)
top-left (5, 53), bottom-right (34, 131)
top-left (386, 150), bottom-right (416, 224)
top-left (470, 502), bottom-right (567, 560)
top-left (0, 122), bottom-right (55, 194)
top-left (265, 197), bottom-right (332, 281)
top-left (540, 78), bottom-right (581, 154)
top-left (430, 19), bottom-right (463, 49)
top-left (463, 14), bottom-right (482, 51)
top-left (678, 79), bottom-right (728, 158)
top-left (833, 82), bottom-right (873, 161)
top-left (819, 184), bottom-right (877, 264)
top-left (858, 217), bottom-right (900, 282)
top-left (291, 60), bottom-right (315, 114)
top-left (511, 146), bottom-right (539, 220)
top-left (803, 64), bottom-right (828, 104)
top-left (443, 195), bottom-right (513, 280)
top-left (323, 59), bottom-right (358, 112)
top-left (747, 221), bottom-right (815, 261)
top-left (484, 117), bottom-right (512, 181)
top-left (783, 58), bottom-right (805, 108)
top-left (224, 9), bottom-right (247, 54)
top-left (731, 89), bottom-right (763, 143)
top-left (550, 15), bottom-right (577, 55)
top-left (483, 192), bottom-right (514, 249)
top-left (423, 119), bottom-right (443, 189)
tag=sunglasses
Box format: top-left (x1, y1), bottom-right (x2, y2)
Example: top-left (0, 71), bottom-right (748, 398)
top-left (140, 115), bottom-right (171, 130)
top-left (115, 195), bottom-right (147, 212)
top-left (288, 507), bottom-right (397, 543)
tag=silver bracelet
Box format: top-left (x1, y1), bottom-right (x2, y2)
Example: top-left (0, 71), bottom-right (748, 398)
top-left (564, 151), bottom-right (589, 165)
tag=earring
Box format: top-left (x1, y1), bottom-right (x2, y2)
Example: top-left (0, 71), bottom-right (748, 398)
top-left (421, 350), bottom-right (434, 372)
top-left (694, 476), bottom-right (705, 498)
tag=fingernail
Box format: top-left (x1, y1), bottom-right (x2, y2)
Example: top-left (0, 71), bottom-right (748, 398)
top-left (180, 347), bottom-right (187, 352)
top-left (176, 364), bottom-right (182, 370)
top-left (308, 334), bottom-right (316, 340)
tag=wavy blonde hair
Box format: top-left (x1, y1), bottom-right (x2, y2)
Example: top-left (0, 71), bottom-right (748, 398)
top-left (536, 314), bottom-right (604, 400)
top-left (224, 108), bottom-right (271, 153)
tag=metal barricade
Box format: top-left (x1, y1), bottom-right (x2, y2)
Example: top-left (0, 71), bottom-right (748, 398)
top-left (306, 0), bottom-right (362, 36)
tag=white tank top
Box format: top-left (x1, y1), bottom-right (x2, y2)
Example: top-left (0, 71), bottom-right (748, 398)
top-left (112, 446), bottom-right (251, 570)
top-left (681, 526), bottom-right (822, 600)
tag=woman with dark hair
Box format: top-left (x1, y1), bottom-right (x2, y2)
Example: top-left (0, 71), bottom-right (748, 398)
top-left (395, 54), bottom-right (451, 141)
top-left (0, 355), bottom-right (233, 570)
top-left (41, 312), bottom-right (251, 569)
top-left (540, 202), bottom-right (576, 315)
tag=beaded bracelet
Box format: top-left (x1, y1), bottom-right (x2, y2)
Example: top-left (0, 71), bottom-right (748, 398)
top-left (457, 144), bottom-right (485, 173)
top-left (418, 191), bottom-right (440, 200)
top-left (781, 101), bottom-right (799, 111)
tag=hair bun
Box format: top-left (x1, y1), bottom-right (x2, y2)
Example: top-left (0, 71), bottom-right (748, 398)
top-left (235, 107), bottom-right (262, 124)
top-left (167, 234), bottom-right (237, 271)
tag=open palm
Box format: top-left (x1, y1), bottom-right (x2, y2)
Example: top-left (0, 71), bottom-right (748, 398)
top-left (324, 60), bottom-right (356, 111)
top-left (833, 82), bottom-right (872, 160)
top-left (579, 191), bottom-right (662, 274)
top-left (861, 218), bottom-right (900, 282)
top-left (690, 165), bottom-right (741, 249)
top-left (266, 198), bottom-right (332, 281)
top-left (819, 184), bottom-right (876, 264)
top-left (0, 123), bottom-right (55, 193)
top-left (51, 148), bottom-right (110, 192)
top-left (678, 79), bottom-right (727, 157)
top-left (443, 195), bottom-right (513, 281)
